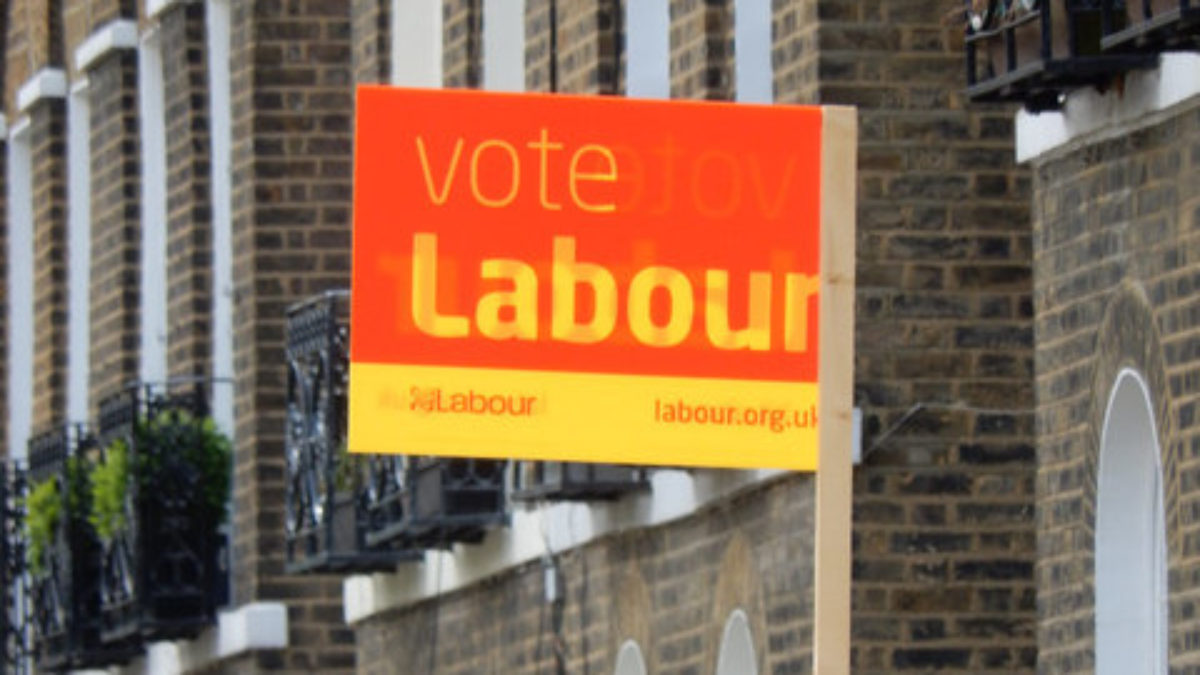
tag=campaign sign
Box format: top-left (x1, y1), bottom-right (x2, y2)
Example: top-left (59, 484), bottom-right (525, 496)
top-left (349, 87), bottom-right (855, 471)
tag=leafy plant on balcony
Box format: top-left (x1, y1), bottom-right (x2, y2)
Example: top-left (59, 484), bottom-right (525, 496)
top-left (89, 412), bottom-right (232, 545)
top-left (88, 438), bottom-right (129, 543)
top-left (24, 457), bottom-right (89, 577)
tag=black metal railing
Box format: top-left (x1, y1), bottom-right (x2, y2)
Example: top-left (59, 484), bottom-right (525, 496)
top-left (94, 383), bottom-right (228, 645)
top-left (25, 425), bottom-right (132, 670)
top-left (1102, 0), bottom-right (1200, 49)
top-left (512, 462), bottom-right (649, 502)
top-left (285, 291), bottom-right (419, 572)
top-left (365, 456), bottom-right (508, 549)
top-left (1, 463), bottom-right (33, 674)
top-left (964, 0), bottom-right (1156, 110)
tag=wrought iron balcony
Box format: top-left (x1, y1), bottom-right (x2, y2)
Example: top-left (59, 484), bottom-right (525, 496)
top-left (285, 291), bottom-right (419, 572)
top-left (964, 0), bottom-right (1156, 110)
top-left (1, 463), bottom-right (33, 674)
top-left (93, 383), bottom-right (229, 645)
top-left (512, 462), bottom-right (649, 502)
top-left (364, 456), bottom-right (508, 549)
top-left (1102, 0), bottom-right (1200, 49)
top-left (25, 424), bottom-right (134, 670)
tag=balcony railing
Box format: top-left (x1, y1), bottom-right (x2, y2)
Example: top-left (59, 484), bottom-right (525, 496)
top-left (964, 0), bottom-right (1156, 110)
top-left (25, 425), bottom-right (134, 670)
top-left (364, 456), bottom-right (508, 549)
top-left (284, 292), bottom-right (419, 573)
top-left (1102, 0), bottom-right (1200, 49)
top-left (1, 463), bottom-right (33, 674)
top-left (512, 462), bottom-right (649, 502)
top-left (94, 384), bottom-right (229, 645)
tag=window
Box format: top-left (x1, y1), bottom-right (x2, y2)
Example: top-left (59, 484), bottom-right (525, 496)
top-left (1095, 368), bottom-right (1168, 674)
top-left (7, 118), bottom-right (34, 461)
top-left (716, 609), bottom-right (757, 675)
top-left (613, 640), bottom-right (647, 675)
top-left (625, 0), bottom-right (669, 98)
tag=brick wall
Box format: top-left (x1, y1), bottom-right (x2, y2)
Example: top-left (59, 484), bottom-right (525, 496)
top-left (160, 1), bottom-right (212, 380)
top-left (227, 0), bottom-right (356, 671)
top-left (526, 0), bottom-right (623, 95)
top-left (351, 0), bottom-right (389, 85)
top-left (820, 0), bottom-right (1038, 670)
top-left (1031, 99), bottom-right (1200, 672)
top-left (28, 97), bottom-right (67, 432)
top-left (443, 0), bottom-right (480, 88)
top-left (86, 49), bottom-right (141, 410)
top-left (669, 0), bottom-right (732, 100)
top-left (770, 0), bottom-right (817, 104)
top-left (357, 476), bottom-right (817, 675)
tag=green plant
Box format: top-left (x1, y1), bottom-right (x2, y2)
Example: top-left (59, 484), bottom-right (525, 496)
top-left (88, 411), bottom-right (232, 545)
top-left (24, 477), bottom-right (60, 577)
top-left (89, 438), bottom-right (129, 543)
top-left (24, 457), bottom-right (89, 576)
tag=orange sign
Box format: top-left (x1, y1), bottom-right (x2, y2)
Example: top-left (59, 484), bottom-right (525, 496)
top-left (349, 86), bottom-right (855, 470)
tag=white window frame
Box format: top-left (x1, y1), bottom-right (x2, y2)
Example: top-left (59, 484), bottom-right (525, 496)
top-left (207, 0), bottom-right (235, 438)
top-left (67, 81), bottom-right (92, 423)
top-left (1096, 368), bottom-right (1168, 674)
top-left (7, 117), bottom-right (34, 462)
top-left (483, 0), bottom-right (525, 91)
top-left (734, 0), bottom-right (772, 103)
top-left (392, 0), bottom-right (443, 87)
top-left (716, 609), bottom-right (758, 675)
top-left (138, 28), bottom-right (169, 386)
top-left (625, 0), bottom-right (669, 98)
top-left (613, 639), bottom-right (647, 675)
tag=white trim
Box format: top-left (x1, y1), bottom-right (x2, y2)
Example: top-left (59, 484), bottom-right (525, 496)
top-left (6, 119), bottom-right (33, 463)
top-left (67, 84), bottom-right (92, 424)
top-left (138, 30), bottom-right (169, 386)
top-left (734, 0), bottom-right (772, 103)
top-left (1017, 52), bottom-right (1200, 163)
top-left (344, 468), bottom-right (786, 624)
top-left (613, 640), bottom-right (648, 675)
top-left (90, 602), bottom-right (288, 675)
top-left (625, 1), bottom-right (670, 98)
top-left (74, 20), bottom-right (139, 73)
top-left (147, 0), bottom-right (185, 19)
top-left (392, 0), bottom-right (443, 87)
top-left (0, 114), bottom-right (7, 139)
top-left (1095, 368), bottom-right (1168, 675)
top-left (207, 0), bottom-right (235, 440)
top-left (16, 69), bottom-right (67, 112)
top-left (483, 0), bottom-right (526, 91)
top-left (716, 609), bottom-right (758, 675)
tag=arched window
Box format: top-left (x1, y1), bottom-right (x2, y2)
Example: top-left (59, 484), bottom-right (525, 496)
top-left (1096, 369), bottom-right (1168, 674)
top-left (614, 640), bottom-right (647, 675)
top-left (716, 610), bottom-right (757, 675)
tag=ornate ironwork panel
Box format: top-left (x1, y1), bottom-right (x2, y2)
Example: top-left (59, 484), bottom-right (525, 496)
top-left (26, 425), bottom-right (133, 670)
top-left (964, 0), bottom-right (1156, 110)
top-left (96, 382), bottom-right (228, 644)
top-left (1, 463), bottom-right (33, 674)
top-left (1102, 0), bottom-right (1200, 49)
top-left (285, 291), bottom-right (418, 573)
top-left (365, 456), bottom-right (508, 548)
top-left (512, 462), bottom-right (649, 502)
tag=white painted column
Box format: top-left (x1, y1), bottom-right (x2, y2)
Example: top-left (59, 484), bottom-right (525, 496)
top-left (138, 29), bottom-right (169, 386)
top-left (67, 82), bottom-right (92, 423)
top-left (207, 0), bottom-right (235, 438)
top-left (625, 0), bottom-right (669, 98)
top-left (483, 0), bottom-right (525, 91)
top-left (734, 0), bottom-right (772, 103)
top-left (6, 118), bottom-right (33, 461)
top-left (392, 0), bottom-right (444, 87)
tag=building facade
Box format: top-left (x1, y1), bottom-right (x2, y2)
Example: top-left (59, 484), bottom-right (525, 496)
top-left (0, 0), bottom-right (1188, 674)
